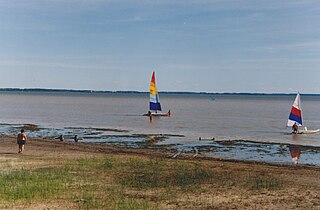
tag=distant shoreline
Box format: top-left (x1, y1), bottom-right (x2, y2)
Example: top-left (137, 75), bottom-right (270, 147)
top-left (0, 88), bottom-right (319, 96)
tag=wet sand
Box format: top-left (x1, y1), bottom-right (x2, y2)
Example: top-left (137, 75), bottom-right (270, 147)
top-left (0, 136), bottom-right (319, 209)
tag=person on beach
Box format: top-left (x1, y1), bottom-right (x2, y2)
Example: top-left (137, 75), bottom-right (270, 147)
top-left (17, 129), bottom-right (27, 153)
top-left (292, 122), bottom-right (298, 134)
top-left (57, 135), bottom-right (64, 141)
top-left (74, 135), bottom-right (78, 142)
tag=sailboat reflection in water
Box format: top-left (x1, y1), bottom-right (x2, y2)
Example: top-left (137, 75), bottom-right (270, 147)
top-left (289, 145), bottom-right (301, 165)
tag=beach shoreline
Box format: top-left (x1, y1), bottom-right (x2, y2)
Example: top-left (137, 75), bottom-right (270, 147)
top-left (0, 136), bottom-right (319, 209)
top-left (2, 134), bottom-right (320, 168)
top-left (1, 122), bottom-right (320, 166)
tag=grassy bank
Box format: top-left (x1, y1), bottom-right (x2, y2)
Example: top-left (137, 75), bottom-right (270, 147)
top-left (0, 155), bottom-right (286, 209)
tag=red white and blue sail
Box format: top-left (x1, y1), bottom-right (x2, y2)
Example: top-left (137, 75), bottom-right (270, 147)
top-left (149, 71), bottom-right (162, 112)
top-left (287, 93), bottom-right (302, 127)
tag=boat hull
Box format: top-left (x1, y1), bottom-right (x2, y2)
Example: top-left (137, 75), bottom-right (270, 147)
top-left (143, 110), bottom-right (171, 117)
top-left (293, 129), bottom-right (320, 134)
top-left (151, 112), bottom-right (170, 117)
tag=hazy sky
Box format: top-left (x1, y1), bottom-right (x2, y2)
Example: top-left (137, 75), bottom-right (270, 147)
top-left (0, 0), bottom-right (319, 93)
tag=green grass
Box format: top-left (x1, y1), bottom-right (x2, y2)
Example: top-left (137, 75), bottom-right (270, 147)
top-left (0, 156), bottom-right (284, 209)
top-left (245, 176), bottom-right (283, 190)
top-left (0, 167), bottom-right (70, 201)
top-left (116, 158), bottom-right (215, 189)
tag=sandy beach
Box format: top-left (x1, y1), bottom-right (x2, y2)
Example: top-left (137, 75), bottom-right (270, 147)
top-left (0, 136), bottom-right (319, 209)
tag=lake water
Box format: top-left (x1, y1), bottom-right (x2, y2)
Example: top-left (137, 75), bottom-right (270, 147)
top-left (0, 91), bottom-right (319, 145)
top-left (0, 91), bottom-right (319, 165)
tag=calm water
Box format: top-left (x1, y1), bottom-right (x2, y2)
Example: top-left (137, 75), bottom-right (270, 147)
top-left (0, 91), bottom-right (319, 146)
top-left (1, 91), bottom-right (319, 165)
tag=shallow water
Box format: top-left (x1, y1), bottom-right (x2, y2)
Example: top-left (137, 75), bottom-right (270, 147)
top-left (159, 138), bottom-right (320, 166)
top-left (2, 123), bottom-right (319, 165)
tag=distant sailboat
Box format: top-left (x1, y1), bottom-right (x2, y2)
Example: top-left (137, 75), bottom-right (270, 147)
top-left (146, 71), bottom-right (171, 117)
top-left (287, 92), bottom-right (319, 134)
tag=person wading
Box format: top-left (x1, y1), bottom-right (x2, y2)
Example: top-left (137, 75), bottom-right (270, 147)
top-left (292, 122), bottom-right (299, 134)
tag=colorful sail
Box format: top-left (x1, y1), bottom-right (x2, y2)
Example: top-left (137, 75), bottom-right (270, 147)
top-left (149, 71), bottom-right (162, 112)
top-left (287, 93), bottom-right (302, 127)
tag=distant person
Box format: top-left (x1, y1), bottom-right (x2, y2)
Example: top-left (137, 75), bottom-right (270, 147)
top-left (292, 122), bottom-right (298, 134)
top-left (57, 135), bottom-right (64, 142)
top-left (74, 135), bottom-right (78, 142)
top-left (17, 129), bottom-right (27, 153)
top-left (145, 111), bottom-right (153, 122)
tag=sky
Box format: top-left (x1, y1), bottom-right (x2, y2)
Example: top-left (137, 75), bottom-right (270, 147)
top-left (0, 0), bottom-right (320, 93)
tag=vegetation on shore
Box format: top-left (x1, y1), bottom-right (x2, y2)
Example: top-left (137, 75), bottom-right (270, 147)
top-left (0, 154), bottom-right (286, 209)
top-left (0, 136), bottom-right (318, 209)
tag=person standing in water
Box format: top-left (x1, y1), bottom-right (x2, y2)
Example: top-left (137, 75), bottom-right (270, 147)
top-left (17, 129), bottom-right (27, 153)
top-left (292, 122), bottom-right (298, 134)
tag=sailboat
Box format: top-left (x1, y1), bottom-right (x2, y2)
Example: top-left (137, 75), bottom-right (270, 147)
top-left (287, 92), bottom-right (319, 134)
top-left (146, 71), bottom-right (171, 117)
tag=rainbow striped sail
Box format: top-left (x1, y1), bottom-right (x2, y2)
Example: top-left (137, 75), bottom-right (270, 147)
top-left (149, 71), bottom-right (162, 112)
top-left (287, 93), bottom-right (302, 127)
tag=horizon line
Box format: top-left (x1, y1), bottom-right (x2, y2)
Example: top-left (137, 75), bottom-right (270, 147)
top-left (0, 88), bottom-right (319, 96)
